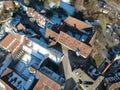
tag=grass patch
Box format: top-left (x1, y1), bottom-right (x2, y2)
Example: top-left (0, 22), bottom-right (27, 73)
top-left (98, 15), bottom-right (110, 31)
top-left (93, 53), bottom-right (104, 67)
top-left (77, 86), bottom-right (83, 90)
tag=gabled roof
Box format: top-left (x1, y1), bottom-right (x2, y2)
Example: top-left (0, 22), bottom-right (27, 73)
top-left (45, 28), bottom-right (92, 58)
top-left (58, 31), bottom-right (92, 58)
top-left (34, 11), bottom-right (40, 19)
top-left (30, 67), bottom-right (61, 90)
top-left (46, 28), bottom-right (59, 47)
top-left (8, 40), bottom-right (19, 51)
top-left (0, 79), bottom-right (13, 90)
top-left (89, 32), bottom-right (97, 45)
top-left (3, 1), bottom-right (13, 9)
top-left (46, 28), bottom-right (59, 40)
top-left (26, 8), bottom-right (35, 17)
top-left (26, 7), bottom-right (46, 28)
top-left (64, 16), bottom-right (92, 30)
top-left (0, 34), bottom-right (15, 48)
top-left (0, 33), bottom-right (29, 59)
top-left (0, 68), bottom-right (13, 90)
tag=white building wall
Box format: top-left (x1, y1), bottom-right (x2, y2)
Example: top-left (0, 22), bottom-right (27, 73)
top-left (62, 0), bottom-right (70, 3)
top-left (23, 41), bottom-right (62, 64)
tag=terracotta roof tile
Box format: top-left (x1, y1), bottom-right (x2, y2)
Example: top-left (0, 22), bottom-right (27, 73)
top-left (46, 28), bottom-right (59, 40)
top-left (46, 28), bottom-right (59, 47)
top-left (1, 68), bottom-right (12, 77)
top-left (34, 11), bottom-right (40, 19)
top-left (15, 33), bottom-right (22, 41)
top-left (3, 1), bottom-right (13, 10)
top-left (0, 34), bottom-right (15, 48)
top-left (58, 31), bottom-right (92, 58)
top-left (17, 23), bottom-right (25, 30)
top-left (64, 16), bottom-right (92, 30)
top-left (27, 7), bottom-right (46, 28)
top-left (30, 67), bottom-right (61, 90)
top-left (89, 32), bottom-right (97, 46)
top-left (12, 43), bottom-right (23, 59)
top-left (8, 40), bottom-right (19, 52)
top-left (0, 79), bottom-right (13, 90)
top-left (27, 8), bottom-right (35, 17)
top-left (48, 40), bottom-right (57, 47)
top-left (0, 33), bottom-right (29, 59)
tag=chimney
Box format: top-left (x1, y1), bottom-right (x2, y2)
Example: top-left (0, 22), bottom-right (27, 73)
top-left (74, 24), bottom-right (76, 29)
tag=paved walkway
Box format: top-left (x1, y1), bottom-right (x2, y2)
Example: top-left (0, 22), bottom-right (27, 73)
top-left (61, 46), bottom-right (76, 90)
top-left (61, 45), bottom-right (72, 79)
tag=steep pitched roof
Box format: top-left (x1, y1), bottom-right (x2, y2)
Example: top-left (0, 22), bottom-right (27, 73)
top-left (46, 28), bottom-right (59, 40)
top-left (0, 79), bottom-right (13, 90)
top-left (89, 32), bottom-right (97, 45)
top-left (26, 7), bottom-right (46, 28)
top-left (58, 31), bottom-right (92, 58)
top-left (26, 8), bottom-right (35, 17)
top-left (46, 28), bottom-right (59, 47)
top-left (30, 67), bottom-right (61, 90)
top-left (0, 34), bottom-right (15, 49)
top-left (0, 68), bottom-right (13, 90)
top-left (8, 40), bottom-right (19, 51)
top-left (3, 1), bottom-right (13, 10)
top-left (0, 33), bottom-right (29, 59)
top-left (64, 16), bottom-right (92, 30)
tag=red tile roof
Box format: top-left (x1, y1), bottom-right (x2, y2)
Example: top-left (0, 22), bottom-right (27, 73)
top-left (0, 68), bottom-right (13, 90)
top-left (46, 28), bottom-right (59, 47)
top-left (0, 34), bottom-right (15, 49)
top-left (48, 41), bottom-right (57, 47)
top-left (1, 68), bottom-right (12, 77)
top-left (27, 7), bottom-right (46, 28)
top-left (30, 67), bottom-right (61, 90)
top-left (58, 31), bottom-right (92, 58)
top-left (34, 11), bottom-right (40, 19)
top-left (89, 32), bottom-right (97, 46)
top-left (45, 28), bottom-right (92, 58)
top-left (17, 23), bottom-right (25, 31)
top-left (15, 33), bottom-right (22, 41)
top-left (2, 1), bottom-right (19, 11)
top-left (0, 33), bottom-right (29, 59)
top-left (0, 79), bottom-right (13, 90)
top-left (0, 34), bottom-right (22, 52)
top-left (64, 16), bottom-right (92, 30)
top-left (46, 28), bottom-right (59, 40)
top-left (3, 1), bottom-right (13, 10)
top-left (8, 40), bottom-right (19, 51)
top-left (26, 8), bottom-right (35, 17)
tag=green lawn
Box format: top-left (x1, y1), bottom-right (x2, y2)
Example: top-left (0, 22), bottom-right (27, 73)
top-left (77, 86), bottom-right (83, 90)
top-left (93, 53), bottom-right (104, 67)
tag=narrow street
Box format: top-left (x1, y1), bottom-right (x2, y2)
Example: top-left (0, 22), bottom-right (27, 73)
top-left (61, 45), bottom-right (77, 90)
top-left (61, 45), bottom-right (72, 79)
